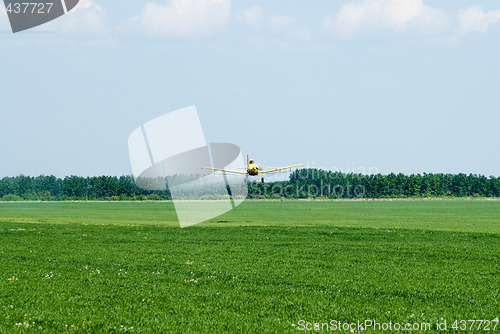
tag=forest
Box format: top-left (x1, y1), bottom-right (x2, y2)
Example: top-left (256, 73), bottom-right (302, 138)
top-left (0, 170), bottom-right (499, 201)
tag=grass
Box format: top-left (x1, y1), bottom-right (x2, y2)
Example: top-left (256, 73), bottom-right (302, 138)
top-left (0, 200), bottom-right (499, 333)
top-left (1, 199), bottom-right (499, 233)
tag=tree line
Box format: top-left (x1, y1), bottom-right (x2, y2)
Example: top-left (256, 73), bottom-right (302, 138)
top-left (0, 175), bottom-right (169, 201)
top-left (0, 170), bottom-right (499, 201)
top-left (248, 169), bottom-right (500, 199)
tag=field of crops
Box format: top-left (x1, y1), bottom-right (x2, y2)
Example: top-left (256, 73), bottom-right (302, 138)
top-left (0, 200), bottom-right (499, 333)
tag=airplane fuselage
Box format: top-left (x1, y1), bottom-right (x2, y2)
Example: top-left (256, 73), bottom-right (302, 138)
top-left (247, 163), bottom-right (259, 176)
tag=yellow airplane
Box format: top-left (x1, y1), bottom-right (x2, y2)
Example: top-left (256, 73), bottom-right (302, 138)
top-left (203, 155), bottom-right (303, 176)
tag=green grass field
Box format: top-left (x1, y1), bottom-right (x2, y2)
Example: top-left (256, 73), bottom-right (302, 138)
top-left (0, 200), bottom-right (499, 333)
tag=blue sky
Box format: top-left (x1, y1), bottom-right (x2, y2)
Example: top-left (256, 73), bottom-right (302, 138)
top-left (0, 0), bottom-right (499, 177)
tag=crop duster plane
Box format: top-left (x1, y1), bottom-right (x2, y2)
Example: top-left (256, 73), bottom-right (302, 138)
top-left (203, 155), bottom-right (303, 181)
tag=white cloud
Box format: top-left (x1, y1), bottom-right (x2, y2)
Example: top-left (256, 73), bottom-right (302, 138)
top-left (59, 0), bottom-right (105, 33)
top-left (237, 9), bottom-right (310, 43)
top-left (238, 6), bottom-right (263, 27)
top-left (129, 0), bottom-right (231, 37)
top-left (73, 0), bottom-right (99, 11)
top-left (268, 15), bottom-right (311, 43)
top-left (456, 6), bottom-right (500, 34)
top-left (326, 0), bottom-right (449, 35)
top-left (270, 15), bottom-right (294, 30)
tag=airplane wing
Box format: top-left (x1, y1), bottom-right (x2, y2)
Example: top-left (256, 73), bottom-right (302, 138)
top-left (259, 164), bottom-right (304, 174)
top-left (202, 167), bottom-right (247, 175)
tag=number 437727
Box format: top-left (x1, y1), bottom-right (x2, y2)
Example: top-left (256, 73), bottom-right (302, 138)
top-left (5, 2), bottom-right (54, 14)
top-left (451, 319), bottom-right (498, 331)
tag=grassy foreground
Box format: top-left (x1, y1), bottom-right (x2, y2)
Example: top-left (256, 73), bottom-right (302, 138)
top-left (0, 200), bottom-right (499, 333)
